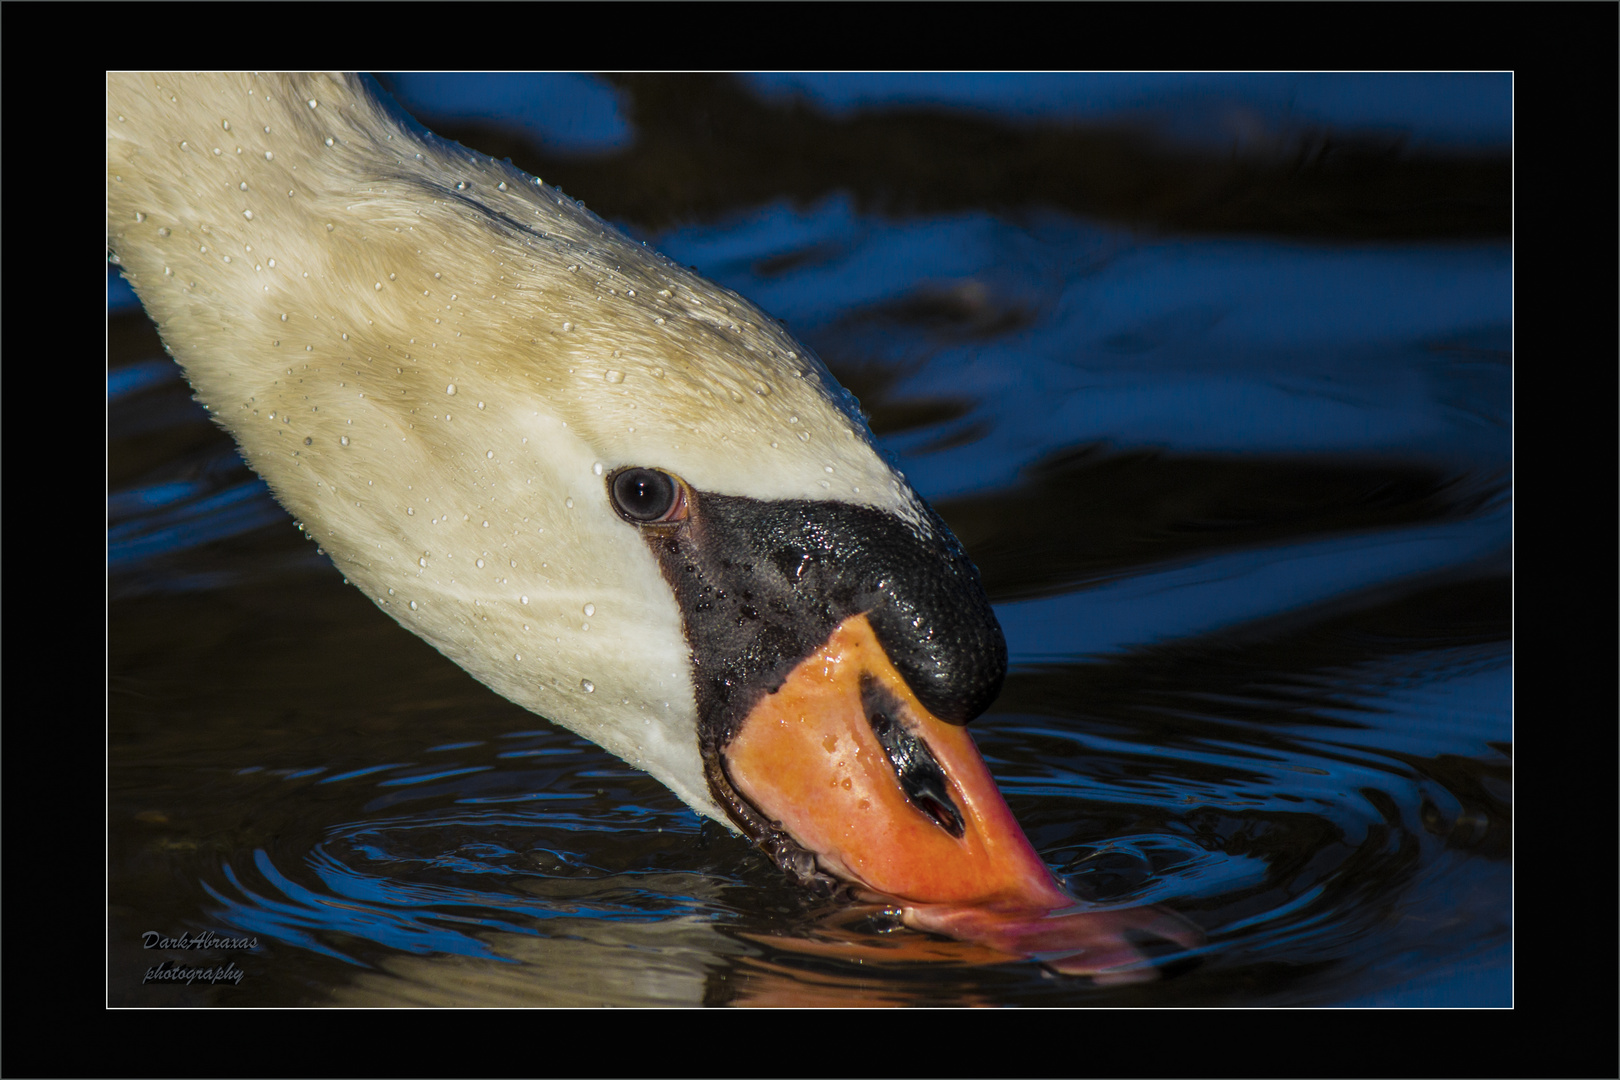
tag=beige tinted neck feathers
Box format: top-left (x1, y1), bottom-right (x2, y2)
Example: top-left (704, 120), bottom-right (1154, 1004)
top-left (107, 72), bottom-right (919, 825)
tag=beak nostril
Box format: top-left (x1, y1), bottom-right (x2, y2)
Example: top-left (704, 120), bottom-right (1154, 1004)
top-left (861, 674), bottom-right (966, 839)
top-left (916, 792), bottom-right (963, 834)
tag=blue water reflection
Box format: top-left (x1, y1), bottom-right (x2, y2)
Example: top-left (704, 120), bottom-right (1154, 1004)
top-left (384, 72), bottom-right (634, 154)
top-left (744, 72), bottom-right (1512, 150)
top-left (999, 507), bottom-right (1508, 661)
top-left (661, 200), bottom-right (1510, 498)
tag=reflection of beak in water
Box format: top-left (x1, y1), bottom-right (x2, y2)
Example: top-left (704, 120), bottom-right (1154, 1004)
top-left (735, 900), bottom-right (1203, 1001)
top-left (897, 899), bottom-right (1204, 983)
top-left (723, 614), bottom-right (1205, 979)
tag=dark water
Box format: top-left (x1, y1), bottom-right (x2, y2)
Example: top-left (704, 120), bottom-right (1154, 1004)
top-left (108, 74), bottom-right (1511, 1006)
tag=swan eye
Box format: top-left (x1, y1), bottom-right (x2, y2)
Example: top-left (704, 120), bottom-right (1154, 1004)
top-left (609, 467), bottom-right (687, 524)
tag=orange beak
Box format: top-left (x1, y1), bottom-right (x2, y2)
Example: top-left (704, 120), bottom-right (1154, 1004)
top-left (722, 612), bottom-right (1204, 976)
top-left (724, 613), bottom-right (1069, 908)
top-left (729, 612), bottom-right (1069, 906)
top-left (722, 613), bottom-right (1201, 976)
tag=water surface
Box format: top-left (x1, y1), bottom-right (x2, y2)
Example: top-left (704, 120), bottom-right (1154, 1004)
top-left (109, 73), bottom-right (1511, 1007)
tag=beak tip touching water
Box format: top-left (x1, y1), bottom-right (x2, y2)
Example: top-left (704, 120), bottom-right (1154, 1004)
top-left (721, 612), bottom-right (1205, 977)
top-left (721, 617), bottom-right (1045, 894)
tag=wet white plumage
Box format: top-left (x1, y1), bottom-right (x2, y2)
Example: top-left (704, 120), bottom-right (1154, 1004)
top-left (106, 72), bottom-right (921, 825)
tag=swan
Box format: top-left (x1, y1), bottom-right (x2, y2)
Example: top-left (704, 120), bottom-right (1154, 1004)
top-left (108, 73), bottom-right (1197, 975)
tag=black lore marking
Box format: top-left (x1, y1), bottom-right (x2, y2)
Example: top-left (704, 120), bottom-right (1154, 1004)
top-left (615, 477), bottom-right (1004, 864)
top-left (627, 486), bottom-right (1006, 751)
top-left (861, 674), bottom-right (966, 838)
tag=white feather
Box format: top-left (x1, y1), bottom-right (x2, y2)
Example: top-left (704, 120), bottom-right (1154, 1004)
top-left (107, 72), bottom-right (923, 826)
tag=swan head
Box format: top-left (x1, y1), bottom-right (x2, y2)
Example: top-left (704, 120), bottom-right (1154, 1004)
top-left (107, 73), bottom-right (1074, 911)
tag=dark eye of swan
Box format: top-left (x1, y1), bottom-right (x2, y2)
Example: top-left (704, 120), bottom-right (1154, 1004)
top-left (609, 467), bottom-right (687, 524)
